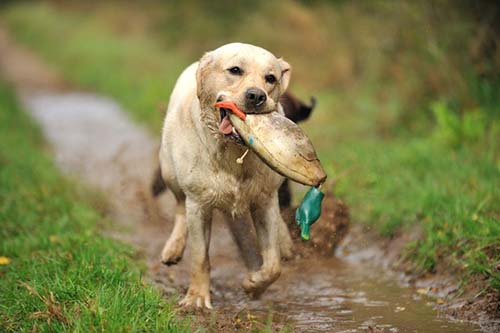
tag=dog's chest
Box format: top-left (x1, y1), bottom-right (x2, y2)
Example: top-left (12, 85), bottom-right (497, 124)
top-left (190, 150), bottom-right (281, 214)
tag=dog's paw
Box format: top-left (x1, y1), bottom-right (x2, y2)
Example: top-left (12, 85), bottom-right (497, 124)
top-left (161, 255), bottom-right (182, 266)
top-left (160, 239), bottom-right (186, 266)
top-left (160, 247), bottom-right (183, 266)
top-left (179, 288), bottom-right (213, 309)
top-left (242, 268), bottom-right (281, 299)
top-left (280, 241), bottom-right (294, 260)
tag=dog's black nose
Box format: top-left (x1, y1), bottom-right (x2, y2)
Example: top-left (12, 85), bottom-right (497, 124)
top-left (245, 88), bottom-right (267, 109)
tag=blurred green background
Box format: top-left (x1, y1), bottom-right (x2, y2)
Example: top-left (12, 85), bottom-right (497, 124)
top-left (1, 0), bottom-right (499, 308)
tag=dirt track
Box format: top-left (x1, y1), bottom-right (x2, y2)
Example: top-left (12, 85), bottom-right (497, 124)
top-left (0, 25), bottom-right (487, 332)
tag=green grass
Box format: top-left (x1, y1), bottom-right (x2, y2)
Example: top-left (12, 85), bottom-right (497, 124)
top-left (1, 0), bottom-right (499, 295)
top-left (321, 137), bottom-right (500, 285)
top-left (0, 81), bottom-right (191, 331)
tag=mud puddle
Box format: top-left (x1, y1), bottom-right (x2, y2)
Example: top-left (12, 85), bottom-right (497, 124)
top-left (13, 91), bottom-right (479, 332)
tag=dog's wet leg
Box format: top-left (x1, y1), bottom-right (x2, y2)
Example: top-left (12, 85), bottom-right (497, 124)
top-left (179, 198), bottom-right (213, 309)
top-left (278, 216), bottom-right (294, 260)
top-left (243, 194), bottom-right (282, 298)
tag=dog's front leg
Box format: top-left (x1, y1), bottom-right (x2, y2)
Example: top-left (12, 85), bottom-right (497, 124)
top-left (179, 198), bottom-right (213, 309)
top-left (244, 194), bottom-right (282, 298)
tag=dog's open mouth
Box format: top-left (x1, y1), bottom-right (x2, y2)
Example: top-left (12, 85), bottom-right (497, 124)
top-left (219, 108), bottom-right (244, 144)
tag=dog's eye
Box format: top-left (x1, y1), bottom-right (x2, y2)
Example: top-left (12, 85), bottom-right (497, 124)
top-left (265, 74), bottom-right (277, 84)
top-left (228, 66), bottom-right (243, 75)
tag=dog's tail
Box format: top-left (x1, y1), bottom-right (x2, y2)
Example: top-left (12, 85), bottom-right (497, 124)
top-left (280, 92), bottom-right (317, 123)
top-left (151, 165), bottom-right (167, 197)
top-left (298, 96), bottom-right (317, 123)
top-left (308, 96), bottom-right (317, 113)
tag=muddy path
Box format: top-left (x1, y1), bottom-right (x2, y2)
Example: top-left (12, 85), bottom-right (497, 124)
top-left (0, 26), bottom-right (484, 332)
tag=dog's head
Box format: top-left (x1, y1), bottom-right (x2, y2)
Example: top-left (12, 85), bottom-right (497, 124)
top-left (196, 43), bottom-right (291, 141)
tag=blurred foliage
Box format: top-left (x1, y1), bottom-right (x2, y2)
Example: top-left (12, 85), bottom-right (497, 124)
top-left (431, 100), bottom-right (487, 146)
top-left (6, 0), bottom-right (498, 136)
top-left (148, 0), bottom-right (499, 135)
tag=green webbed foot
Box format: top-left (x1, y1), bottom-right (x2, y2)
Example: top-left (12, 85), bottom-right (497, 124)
top-left (295, 186), bottom-right (325, 240)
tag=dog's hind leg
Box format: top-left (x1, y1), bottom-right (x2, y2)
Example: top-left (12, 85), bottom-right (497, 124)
top-left (225, 212), bottom-right (262, 272)
top-left (161, 199), bottom-right (187, 266)
top-left (278, 217), bottom-right (294, 260)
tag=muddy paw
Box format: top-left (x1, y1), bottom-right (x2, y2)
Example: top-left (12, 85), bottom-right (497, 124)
top-left (179, 288), bottom-right (213, 309)
top-left (161, 255), bottom-right (182, 266)
top-left (161, 240), bottom-right (185, 266)
top-left (242, 268), bottom-right (281, 299)
top-left (280, 240), bottom-right (294, 260)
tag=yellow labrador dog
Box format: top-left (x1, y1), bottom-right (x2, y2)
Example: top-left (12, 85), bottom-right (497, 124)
top-left (159, 43), bottom-right (293, 308)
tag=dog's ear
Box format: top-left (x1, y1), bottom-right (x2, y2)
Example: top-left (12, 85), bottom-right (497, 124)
top-left (278, 58), bottom-right (292, 94)
top-left (196, 51), bottom-right (214, 100)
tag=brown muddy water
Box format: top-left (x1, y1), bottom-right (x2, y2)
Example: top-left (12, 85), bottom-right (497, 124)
top-left (20, 92), bottom-right (479, 332)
